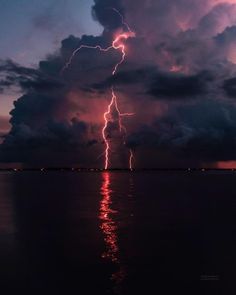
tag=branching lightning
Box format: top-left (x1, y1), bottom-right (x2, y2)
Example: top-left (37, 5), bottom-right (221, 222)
top-left (61, 8), bottom-right (135, 170)
top-left (102, 88), bottom-right (134, 170)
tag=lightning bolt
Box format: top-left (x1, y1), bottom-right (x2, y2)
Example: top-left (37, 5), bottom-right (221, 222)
top-left (102, 88), bottom-right (134, 170)
top-left (61, 8), bottom-right (135, 170)
top-left (129, 149), bottom-right (134, 171)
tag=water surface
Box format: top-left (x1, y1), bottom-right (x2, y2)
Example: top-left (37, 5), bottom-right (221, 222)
top-left (0, 171), bottom-right (235, 294)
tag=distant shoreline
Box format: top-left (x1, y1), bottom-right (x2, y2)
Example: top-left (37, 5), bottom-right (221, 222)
top-left (0, 168), bottom-right (235, 172)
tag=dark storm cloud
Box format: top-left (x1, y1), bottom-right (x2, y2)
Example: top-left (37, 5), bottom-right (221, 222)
top-left (112, 67), bottom-right (156, 85)
top-left (0, 90), bottom-right (91, 164)
top-left (0, 79), bottom-right (12, 93)
top-left (0, 118), bottom-right (89, 165)
top-left (0, 59), bottom-right (64, 92)
top-left (93, 67), bottom-right (212, 100)
top-left (223, 77), bottom-right (236, 97)
top-left (0, 36), bottom-right (104, 165)
top-left (91, 67), bottom-right (156, 91)
top-left (127, 98), bottom-right (236, 163)
top-left (122, 1), bottom-right (236, 74)
top-left (92, 0), bottom-right (124, 31)
top-left (1, 0), bottom-right (141, 166)
top-left (0, 60), bottom-right (39, 77)
top-left (147, 71), bottom-right (212, 99)
top-left (215, 25), bottom-right (236, 44)
top-left (197, 3), bottom-right (236, 37)
top-left (2, 0), bottom-right (236, 167)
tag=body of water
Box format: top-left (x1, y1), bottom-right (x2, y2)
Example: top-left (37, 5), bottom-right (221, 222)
top-left (0, 171), bottom-right (235, 294)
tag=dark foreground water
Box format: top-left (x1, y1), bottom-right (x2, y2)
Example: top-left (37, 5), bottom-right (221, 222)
top-left (0, 171), bottom-right (236, 295)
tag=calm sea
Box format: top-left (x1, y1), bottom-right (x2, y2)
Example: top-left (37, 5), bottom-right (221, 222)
top-left (0, 171), bottom-right (235, 294)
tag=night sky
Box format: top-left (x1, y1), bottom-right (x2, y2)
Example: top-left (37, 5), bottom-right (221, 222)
top-left (1, 0), bottom-right (236, 168)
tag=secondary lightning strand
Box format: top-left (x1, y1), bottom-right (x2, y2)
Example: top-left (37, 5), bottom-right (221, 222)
top-left (61, 8), bottom-right (135, 170)
top-left (110, 8), bottom-right (133, 34)
top-left (61, 32), bottom-right (134, 76)
top-left (61, 44), bottom-right (113, 75)
top-left (129, 150), bottom-right (134, 171)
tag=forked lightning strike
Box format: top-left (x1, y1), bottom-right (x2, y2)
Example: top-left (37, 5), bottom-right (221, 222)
top-left (61, 8), bottom-right (135, 170)
top-left (102, 88), bottom-right (134, 170)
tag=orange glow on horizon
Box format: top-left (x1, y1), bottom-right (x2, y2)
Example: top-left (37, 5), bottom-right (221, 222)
top-left (216, 161), bottom-right (236, 169)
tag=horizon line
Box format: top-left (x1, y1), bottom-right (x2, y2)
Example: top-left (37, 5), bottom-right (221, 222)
top-left (0, 167), bottom-right (235, 172)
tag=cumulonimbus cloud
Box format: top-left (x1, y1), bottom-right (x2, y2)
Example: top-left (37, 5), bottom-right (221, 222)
top-left (1, 0), bottom-right (236, 167)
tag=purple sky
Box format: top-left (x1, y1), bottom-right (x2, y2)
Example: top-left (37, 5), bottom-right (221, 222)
top-left (0, 0), bottom-right (101, 118)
